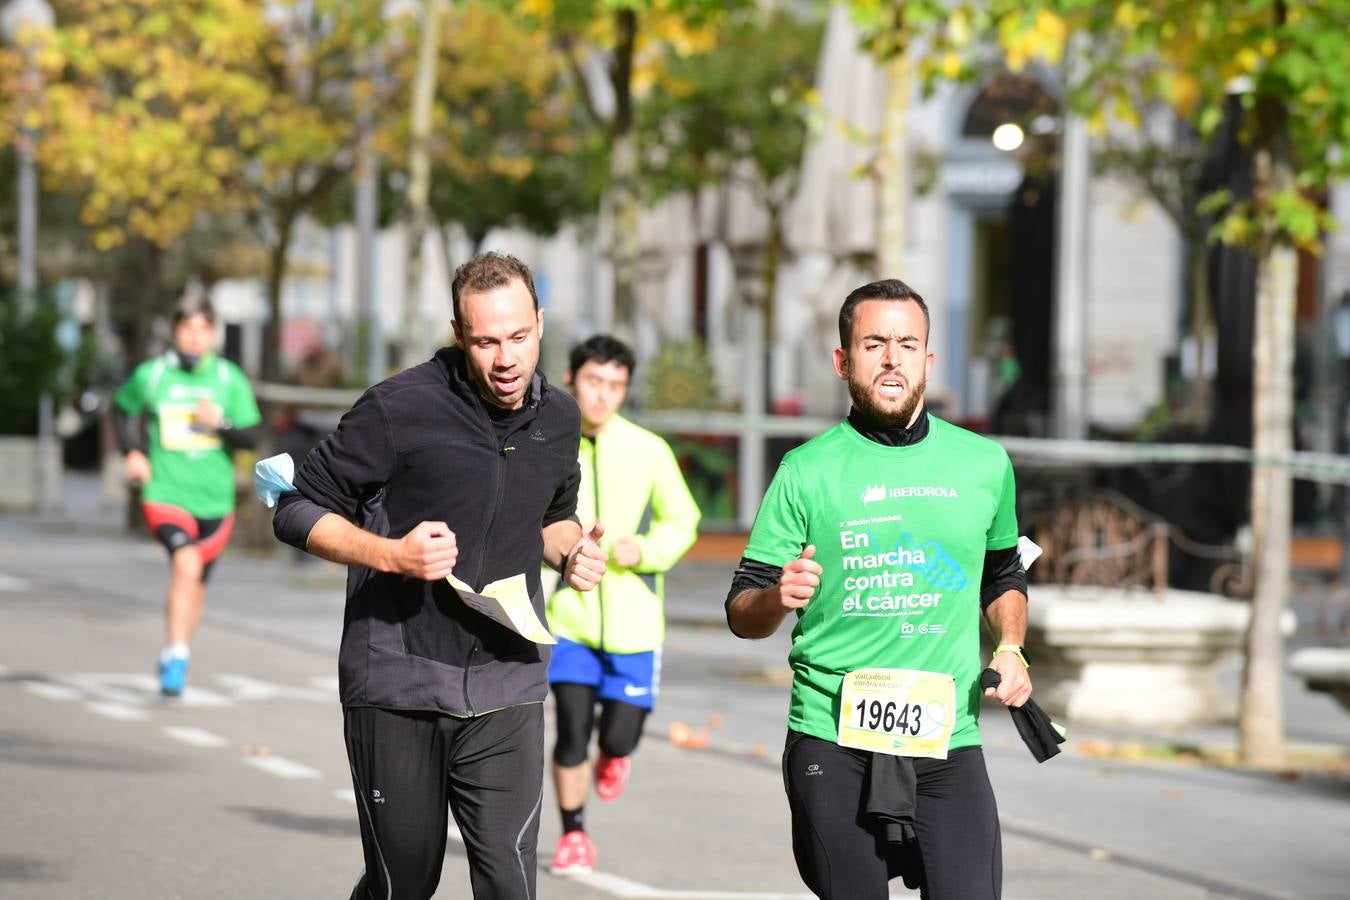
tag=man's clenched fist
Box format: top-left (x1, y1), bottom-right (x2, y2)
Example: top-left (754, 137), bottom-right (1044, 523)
top-left (779, 545), bottom-right (822, 609)
top-left (565, 521), bottom-right (608, 591)
top-left (392, 521), bottom-right (458, 580)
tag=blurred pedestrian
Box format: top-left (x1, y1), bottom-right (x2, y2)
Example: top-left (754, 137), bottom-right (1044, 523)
top-left (113, 293), bottom-right (261, 696)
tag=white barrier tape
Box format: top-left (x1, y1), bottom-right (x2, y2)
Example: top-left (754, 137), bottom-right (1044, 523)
top-left (252, 383), bottom-right (1350, 484)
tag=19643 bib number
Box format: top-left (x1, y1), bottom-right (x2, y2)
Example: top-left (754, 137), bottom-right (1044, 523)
top-left (853, 697), bottom-right (924, 736)
top-left (836, 668), bottom-right (955, 759)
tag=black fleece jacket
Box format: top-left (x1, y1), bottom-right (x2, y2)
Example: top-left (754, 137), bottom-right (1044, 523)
top-left (273, 345), bottom-right (581, 716)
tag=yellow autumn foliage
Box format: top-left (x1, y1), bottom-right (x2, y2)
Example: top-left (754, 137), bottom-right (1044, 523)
top-left (33, 0), bottom-right (387, 250)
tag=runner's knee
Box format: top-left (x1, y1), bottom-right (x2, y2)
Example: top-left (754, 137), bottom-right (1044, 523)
top-left (597, 700), bottom-right (647, 758)
top-left (172, 545), bottom-right (204, 580)
top-left (552, 683), bottom-right (596, 766)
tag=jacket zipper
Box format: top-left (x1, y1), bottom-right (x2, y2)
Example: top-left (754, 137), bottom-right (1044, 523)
top-left (591, 437), bottom-right (604, 652)
top-left (462, 434), bottom-right (514, 717)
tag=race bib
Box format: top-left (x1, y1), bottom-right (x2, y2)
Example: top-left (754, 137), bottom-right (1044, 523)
top-left (837, 668), bottom-right (956, 759)
top-left (157, 402), bottom-right (222, 452)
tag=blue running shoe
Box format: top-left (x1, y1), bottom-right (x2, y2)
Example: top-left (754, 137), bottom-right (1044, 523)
top-left (159, 656), bottom-right (188, 697)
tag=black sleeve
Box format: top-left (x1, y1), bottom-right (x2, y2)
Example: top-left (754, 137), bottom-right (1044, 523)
top-left (220, 423), bottom-right (263, 451)
top-left (724, 556), bottom-right (784, 637)
top-left (542, 443), bottom-right (582, 528)
top-left (273, 389), bottom-right (396, 552)
top-left (112, 405), bottom-right (140, 454)
top-left (980, 545), bottom-right (1027, 612)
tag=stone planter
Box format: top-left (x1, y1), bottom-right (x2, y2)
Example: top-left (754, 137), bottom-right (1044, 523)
top-left (1025, 584), bottom-right (1294, 728)
top-left (1289, 647), bottom-right (1350, 713)
top-left (0, 435), bottom-right (61, 512)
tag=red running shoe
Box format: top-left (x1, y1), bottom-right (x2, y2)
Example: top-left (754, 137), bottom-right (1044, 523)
top-left (594, 753), bottom-right (631, 801)
top-left (550, 830), bottom-right (596, 875)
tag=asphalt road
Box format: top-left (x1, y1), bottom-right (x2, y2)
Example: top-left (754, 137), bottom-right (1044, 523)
top-left (2, 516), bottom-right (1347, 899)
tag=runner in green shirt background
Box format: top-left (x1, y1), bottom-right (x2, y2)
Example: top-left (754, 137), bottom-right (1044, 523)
top-left (726, 278), bottom-right (1032, 900)
top-left (113, 294), bottom-right (261, 696)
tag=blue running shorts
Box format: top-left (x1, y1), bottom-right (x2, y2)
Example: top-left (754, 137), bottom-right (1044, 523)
top-left (548, 637), bottom-right (660, 710)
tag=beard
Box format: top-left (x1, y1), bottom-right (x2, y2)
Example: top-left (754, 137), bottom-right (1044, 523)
top-left (848, 370), bottom-right (927, 429)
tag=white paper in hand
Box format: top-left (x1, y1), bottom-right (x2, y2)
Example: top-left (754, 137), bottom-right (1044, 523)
top-left (447, 572), bottom-right (556, 645)
top-left (1017, 535), bottom-right (1043, 572)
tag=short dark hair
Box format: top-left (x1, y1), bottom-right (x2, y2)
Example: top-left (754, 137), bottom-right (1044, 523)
top-left (171, 291), bottom-right (215, 327)
top-left (450, 251), bottom-right (539, 323)
top-left (838, 278), bottom-right (930, 346)
top-left (569, 334), bottom-right (636, 378)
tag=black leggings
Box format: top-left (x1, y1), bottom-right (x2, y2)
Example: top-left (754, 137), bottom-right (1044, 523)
top-left (782, 731), bottom-right (1002, 900)
top-left (345, 704), bottom-right (544, 900)
top-left (551, 682), bottom-right (649, 766)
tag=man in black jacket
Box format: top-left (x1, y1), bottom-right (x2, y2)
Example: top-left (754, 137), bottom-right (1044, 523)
top-left (273, 252), bottom-right (606, 900)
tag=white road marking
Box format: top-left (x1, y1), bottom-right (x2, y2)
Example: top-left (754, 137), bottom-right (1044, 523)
top-left (21, 680), bottom-right (81, 701)
top-left (242, 755), bottom-right (323, 780)
top-left (308, 676), bottom-right (340, 694)
top-left (63, 674), bottom-right (155, 706)
top-left (15, 671), bottom-right (325, 710)
top-left (0, 572), bottom-right (31, 592)
top-left (335, 788), bottom-right (356, 803)
top-left (163, 726), bottom-right (229, 748)
top-left (214, 673), bottom-right (332, 704)
top-left (559, 877), bottom-right (974, 900)
top-left (560, 873), bottom-right (816, 899)
top-left (63, 673), bottom-right (233, 708)
top-left (86, 702), bottom-right (150, 721)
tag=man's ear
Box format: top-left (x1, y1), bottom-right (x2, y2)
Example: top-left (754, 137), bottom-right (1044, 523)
top-left (452, 320), bottom-right (464, 347)
top-left (537, 308), bottom-right (545, 337)
top-left (832, 347), bottom-right (849, 381)
top-left (564, 369), bottom-right (574, 387)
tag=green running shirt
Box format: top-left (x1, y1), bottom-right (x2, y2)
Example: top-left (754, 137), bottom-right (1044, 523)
top-left (115, 353), bottom-right (261, 517)
top-left (744, 414), bottom-right (1019, 751)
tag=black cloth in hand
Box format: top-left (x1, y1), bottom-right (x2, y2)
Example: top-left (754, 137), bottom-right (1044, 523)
top-left (980, 668), bottom-right (1065, 763)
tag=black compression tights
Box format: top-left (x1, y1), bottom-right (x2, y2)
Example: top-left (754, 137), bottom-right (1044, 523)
top-left (782, 732), bottom-right (1002, 900)
top-left (552, 682), bottom-right (649, 766)
top-left (345, 704), bottom-right (544, 900)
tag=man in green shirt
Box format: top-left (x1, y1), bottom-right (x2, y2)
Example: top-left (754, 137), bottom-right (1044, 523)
top-left (726, 279), bottom-right (1032, 900)
top-left (114, 295), bottom-right (261, 696)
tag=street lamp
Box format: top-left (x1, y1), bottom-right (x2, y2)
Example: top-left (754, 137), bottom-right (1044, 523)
top-left (3, 0), bottom-right (56, 517)
top-left (991, 122), bottom-right (1025, 152)
top-left (2, 0), bottom-right (54, 317)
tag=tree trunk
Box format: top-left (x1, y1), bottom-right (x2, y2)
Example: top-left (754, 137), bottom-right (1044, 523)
top-left (606, 132), bottom-right (640, 342)
top-left (1185, 233), bottom-right (1215, 424)
top-left (763, 205), bottom-right (783, 341)
top-left (1239, 154), bottom-right (1297, 768)
top-left (399, 0), bottom-right (443, 371)
top-left (262, 215), bottom-right (295, 384)
top-left (605, 8), bottom-right (639, 339)
top-left (436, 221), bottom-right (458, 298)
top-left (113, 239), bottom-right (166, 365)
top-left (876, 49), bottom-right (910, 279)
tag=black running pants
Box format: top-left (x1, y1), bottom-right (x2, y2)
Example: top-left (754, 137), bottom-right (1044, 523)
top-left (344, 703), bottom-right (545, 900)
top-left (782, 731), bottom-right (1002, 900)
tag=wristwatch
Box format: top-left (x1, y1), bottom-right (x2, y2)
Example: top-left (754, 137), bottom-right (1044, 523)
top-left (994, 644), bottom-right (1029, 668)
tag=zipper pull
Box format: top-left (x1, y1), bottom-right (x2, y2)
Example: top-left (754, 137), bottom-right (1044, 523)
top-left (501, 445), bottom-right (516, 456)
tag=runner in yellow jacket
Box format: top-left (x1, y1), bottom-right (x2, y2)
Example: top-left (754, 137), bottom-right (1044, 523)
top-left (546, 335), bottom-right (701, 875)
